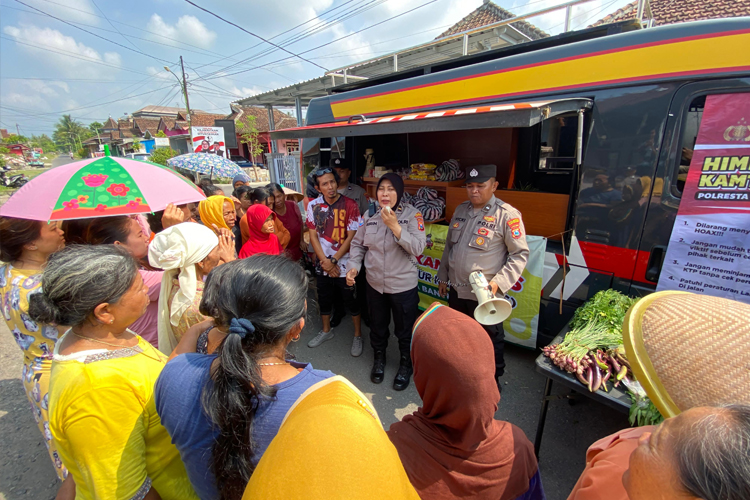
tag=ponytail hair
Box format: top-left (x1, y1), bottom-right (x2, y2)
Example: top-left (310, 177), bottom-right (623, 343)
top-left (200, 255), bottom-right (308, 499)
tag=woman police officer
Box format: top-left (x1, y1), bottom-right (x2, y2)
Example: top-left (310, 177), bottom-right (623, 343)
top-left (346, 173), bottom-right (426, 390)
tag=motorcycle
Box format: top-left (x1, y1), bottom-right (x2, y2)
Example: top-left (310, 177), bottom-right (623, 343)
top-left (0, 166), bottom-right (29, 188)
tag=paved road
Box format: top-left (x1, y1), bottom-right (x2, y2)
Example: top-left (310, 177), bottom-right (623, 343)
top-left (0, 283), bottom-right (629, 499)
top-left (50, 156), bottom-right (77, 169)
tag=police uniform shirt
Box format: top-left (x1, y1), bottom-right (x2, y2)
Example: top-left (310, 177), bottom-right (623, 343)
top-left (437, 195), bottom-right (529, 300)
top-left (338, 183), bottom-right (369, 216)
top-left (348, 203), bottom-right (427, 294)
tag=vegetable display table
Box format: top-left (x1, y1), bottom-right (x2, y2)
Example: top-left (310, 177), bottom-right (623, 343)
top-left (533, 328), bottom-right (630, 458)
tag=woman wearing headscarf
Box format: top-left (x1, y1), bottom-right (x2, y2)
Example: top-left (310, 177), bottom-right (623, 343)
top-left (568, 291), bottom-right (750, 500)
top-left (27, 245), bottom-right (197, 500)
top-left (239, 187), bottom-right (290, 251)
top-left (388, 303), bottom-right (542, 500)
top-left (149, 223), bottom-right (234, 354)
top-left (239, 204), bottom-right (282, 259)
top-left (155, 255), bottom-right (334, 500)
top-left (346, 173), bottom-right (426, 390)
top-left (243, 376), bottom-right (420, 500)
top-left (199, 195), bottom-right (236, 234)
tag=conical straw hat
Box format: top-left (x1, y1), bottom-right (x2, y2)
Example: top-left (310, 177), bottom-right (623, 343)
top-left (623, 291), bottom-right (750, 418)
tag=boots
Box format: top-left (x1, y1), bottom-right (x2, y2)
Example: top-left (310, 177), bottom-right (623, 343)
top-left (393, 353), bottom-right (413, 391)
top-left (371, 350), bottom-right (386, 384)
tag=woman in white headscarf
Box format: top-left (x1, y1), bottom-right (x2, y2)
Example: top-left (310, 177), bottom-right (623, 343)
top-left (149, 223), bottom-right (235, 354)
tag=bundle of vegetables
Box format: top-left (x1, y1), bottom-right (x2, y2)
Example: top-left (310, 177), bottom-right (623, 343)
top-left (569, 288), bottom-right (639, 334)
top-left (541, 324), bottom-right (632, 392)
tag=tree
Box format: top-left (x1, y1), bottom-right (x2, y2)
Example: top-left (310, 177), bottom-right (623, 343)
top-left (132, 139), bottom-right (141, 152)
top-left (53, 114), bottom-right (92, 152)
top-left (89, 121), bottom-right (103, 133)
top-left (155, 130), bottom-right (167, 138)
top-left (150, 147), bottom-right (178, 166)
top-left (29, 134), bottom-right (57, 153)
top-left (75, 147), bottom-right (88, 159)
top-left (2, 134), bottom-right (27, 144)
top-left (236, 115), bottom-right (264, 161)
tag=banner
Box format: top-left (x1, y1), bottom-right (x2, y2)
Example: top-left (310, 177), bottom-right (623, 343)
top-left (191, 126), bottom-right (227, 158)
top-left (657, 93), bottom-right (750, 304)
top-left (415, 224), bottom-right (544, 347)
top-left (503, 235), bottom-right (545, 348)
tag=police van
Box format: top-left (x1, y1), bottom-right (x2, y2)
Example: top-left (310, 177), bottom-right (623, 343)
top-left (272, 17), bottom-right (750, 346)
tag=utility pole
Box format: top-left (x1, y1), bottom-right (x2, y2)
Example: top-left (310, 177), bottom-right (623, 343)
top-left (179, 56), bottom-right (192, 129)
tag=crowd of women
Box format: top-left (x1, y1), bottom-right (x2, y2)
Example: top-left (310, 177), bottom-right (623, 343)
top-left (1, 170), bottom-right (749, 500)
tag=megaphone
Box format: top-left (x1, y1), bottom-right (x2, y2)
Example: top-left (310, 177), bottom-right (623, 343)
top-left (469, 271), bottom-right (512, 326)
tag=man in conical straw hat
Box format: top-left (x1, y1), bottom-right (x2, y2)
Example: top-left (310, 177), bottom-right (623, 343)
top-left (568, 291), bottom-right (750, 500)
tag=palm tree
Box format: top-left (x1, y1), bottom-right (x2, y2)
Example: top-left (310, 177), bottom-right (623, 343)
top-left (53, 114), bottom-right (89, 152)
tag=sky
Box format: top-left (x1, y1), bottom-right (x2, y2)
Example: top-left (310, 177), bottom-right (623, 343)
top-left (0, 0), bottom-right (634, 137)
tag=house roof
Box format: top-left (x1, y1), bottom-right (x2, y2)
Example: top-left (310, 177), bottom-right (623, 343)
top-left (0, 129), bottom-right (8, 139)
top-left (228, 106), bottom-right (298, 132)
top-left (158, 117), bottom-right (175, 131)
top-left (133, 118), bottom-right (161, 135)
top-left (189, 113), bottom-right (228, 127)
top-left (591, 0), bottom-right (750, 27)
top-left (436, 0), bottom-right (548, 41)
top-left (103, 117), bottom-right (118, 130)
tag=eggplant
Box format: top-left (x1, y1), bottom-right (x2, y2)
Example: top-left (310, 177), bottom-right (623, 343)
top-left (576, 371), bottom-right (588, 386)
top-left (586, 367), bottom-right (594, 392)
top-left (591, 367), bottom-right (602, 392)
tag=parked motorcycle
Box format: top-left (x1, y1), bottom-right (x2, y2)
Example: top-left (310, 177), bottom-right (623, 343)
top-left (0, 166), bottom-right (29, 188)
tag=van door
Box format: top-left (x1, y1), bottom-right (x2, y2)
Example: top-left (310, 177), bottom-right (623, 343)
top-left (631, 79), bottom-right (750, 296)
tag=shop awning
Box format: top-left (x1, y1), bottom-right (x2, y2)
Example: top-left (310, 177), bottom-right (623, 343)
top-left (270, 98), bottom-right (592, 139)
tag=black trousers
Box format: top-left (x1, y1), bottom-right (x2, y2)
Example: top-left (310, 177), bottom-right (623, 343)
top-left (333, 265), bottom-right (370, 322)
top-left (367, 283), bottom-right (419, 356)
top-left (448, 287), bottom-right (506, 378)
top-left (316, 274), bottom-right (360, 317)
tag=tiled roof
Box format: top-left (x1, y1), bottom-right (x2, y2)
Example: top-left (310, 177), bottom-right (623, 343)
top-left (228, 105), bottom-right (297, 132)
top-left (158, 117), bottom-right (175, 130)
top-left (591, 0), bottom-right (750, 27)
top-left (436, 0), bottom-right (548, 41)
top-left (190, 113), bottom-right (228, 127)
top-left (103, 117), bottom-right (118, 130)
top-left (0, 129), bottom-right (8, 139)
top-left (133, 118), bottom-right (161, 134)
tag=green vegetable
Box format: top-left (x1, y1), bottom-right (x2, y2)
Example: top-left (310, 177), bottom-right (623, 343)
top-left (570, 289), bottom-right (639, 335)
top-left (628, 392), bottom-right (665, 427)
top-left (556, 322), bottom-right (622, 360)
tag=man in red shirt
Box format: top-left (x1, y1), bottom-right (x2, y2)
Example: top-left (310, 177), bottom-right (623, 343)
top-left (306, 167), bottom-right (364, 356)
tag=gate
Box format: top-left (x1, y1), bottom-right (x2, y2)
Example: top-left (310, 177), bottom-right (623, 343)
top-left (266, 153), bottom-right (301, 192)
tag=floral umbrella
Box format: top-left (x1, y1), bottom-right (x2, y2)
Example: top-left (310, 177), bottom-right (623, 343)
top-left (0, 156), bottom-right (205, 221)
top-left (167, 153), bottom-right (244, 178)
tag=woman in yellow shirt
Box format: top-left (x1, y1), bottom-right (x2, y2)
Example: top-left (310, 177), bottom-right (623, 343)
top-left (0, 216), bottom-right (71, 497)
top-left (28, 244), bottom-right (197, 500)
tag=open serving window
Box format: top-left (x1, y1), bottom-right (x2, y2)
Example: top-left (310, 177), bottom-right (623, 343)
top-left (276, 98), bottom-right (592, 241)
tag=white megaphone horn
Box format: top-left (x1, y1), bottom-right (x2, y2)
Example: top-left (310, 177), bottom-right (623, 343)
top-left (469, 271), bottom-right (512, 326)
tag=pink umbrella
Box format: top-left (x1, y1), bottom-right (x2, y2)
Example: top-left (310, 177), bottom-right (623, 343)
top-left (0, 156), bottom-right (205, 221)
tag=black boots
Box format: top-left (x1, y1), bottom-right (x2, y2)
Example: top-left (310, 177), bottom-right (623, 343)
top-left (371, 350), bottom-right (386, 384)
top-left (393, 353), bottom-right (413, 391)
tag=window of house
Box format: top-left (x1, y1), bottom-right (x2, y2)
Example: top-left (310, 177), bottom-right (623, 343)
top-left (537, 113), bottom-right (579, 170)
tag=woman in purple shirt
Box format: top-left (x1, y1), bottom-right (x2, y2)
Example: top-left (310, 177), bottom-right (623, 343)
top-left (155, 255), bottom-right (333, 500)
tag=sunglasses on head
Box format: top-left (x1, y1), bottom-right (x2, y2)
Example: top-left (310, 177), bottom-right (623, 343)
top-left (316, 167), bottom-right (334, 175)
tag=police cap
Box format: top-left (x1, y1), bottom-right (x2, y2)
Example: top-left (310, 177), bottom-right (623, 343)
top-left (465, 164), bottom-right (497, 183)
top-left (329, 157), bottom-right (349, 169)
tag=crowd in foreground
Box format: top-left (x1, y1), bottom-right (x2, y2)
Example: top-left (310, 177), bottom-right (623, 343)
top-left (0, 165), bottom-right (749, 500)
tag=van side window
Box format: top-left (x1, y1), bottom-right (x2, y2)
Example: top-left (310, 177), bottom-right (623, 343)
top-left (538, 113), bottom-right (578, 170)
top-left (672, 96), bottom-right (705, 196)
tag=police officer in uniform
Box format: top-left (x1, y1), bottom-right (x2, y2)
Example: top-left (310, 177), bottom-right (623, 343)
top-left (333, 157), bottom-right (369, 216)
top-left (347, 173), bottom-right (426, 390)
top-left (437, 164), bottom-right (529, 386)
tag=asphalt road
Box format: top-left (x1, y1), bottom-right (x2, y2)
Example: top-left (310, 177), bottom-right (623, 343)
top-left (0, 282), bottom-right (630, 499)
top-left (50, 156), bottom-right (77, 169)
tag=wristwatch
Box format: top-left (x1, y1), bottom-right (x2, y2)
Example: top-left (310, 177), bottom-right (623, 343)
top-left (329, 256), bottom-right (338, 265)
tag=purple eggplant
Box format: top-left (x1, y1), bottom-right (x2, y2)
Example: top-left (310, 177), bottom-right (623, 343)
top-left (591, 367), bottom-right (602, 392)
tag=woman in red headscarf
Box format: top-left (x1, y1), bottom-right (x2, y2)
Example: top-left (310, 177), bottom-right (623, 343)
top-left (387, 303), bottom-right (544, 500)
top-left (238, 205), bottom-right (281, 259)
